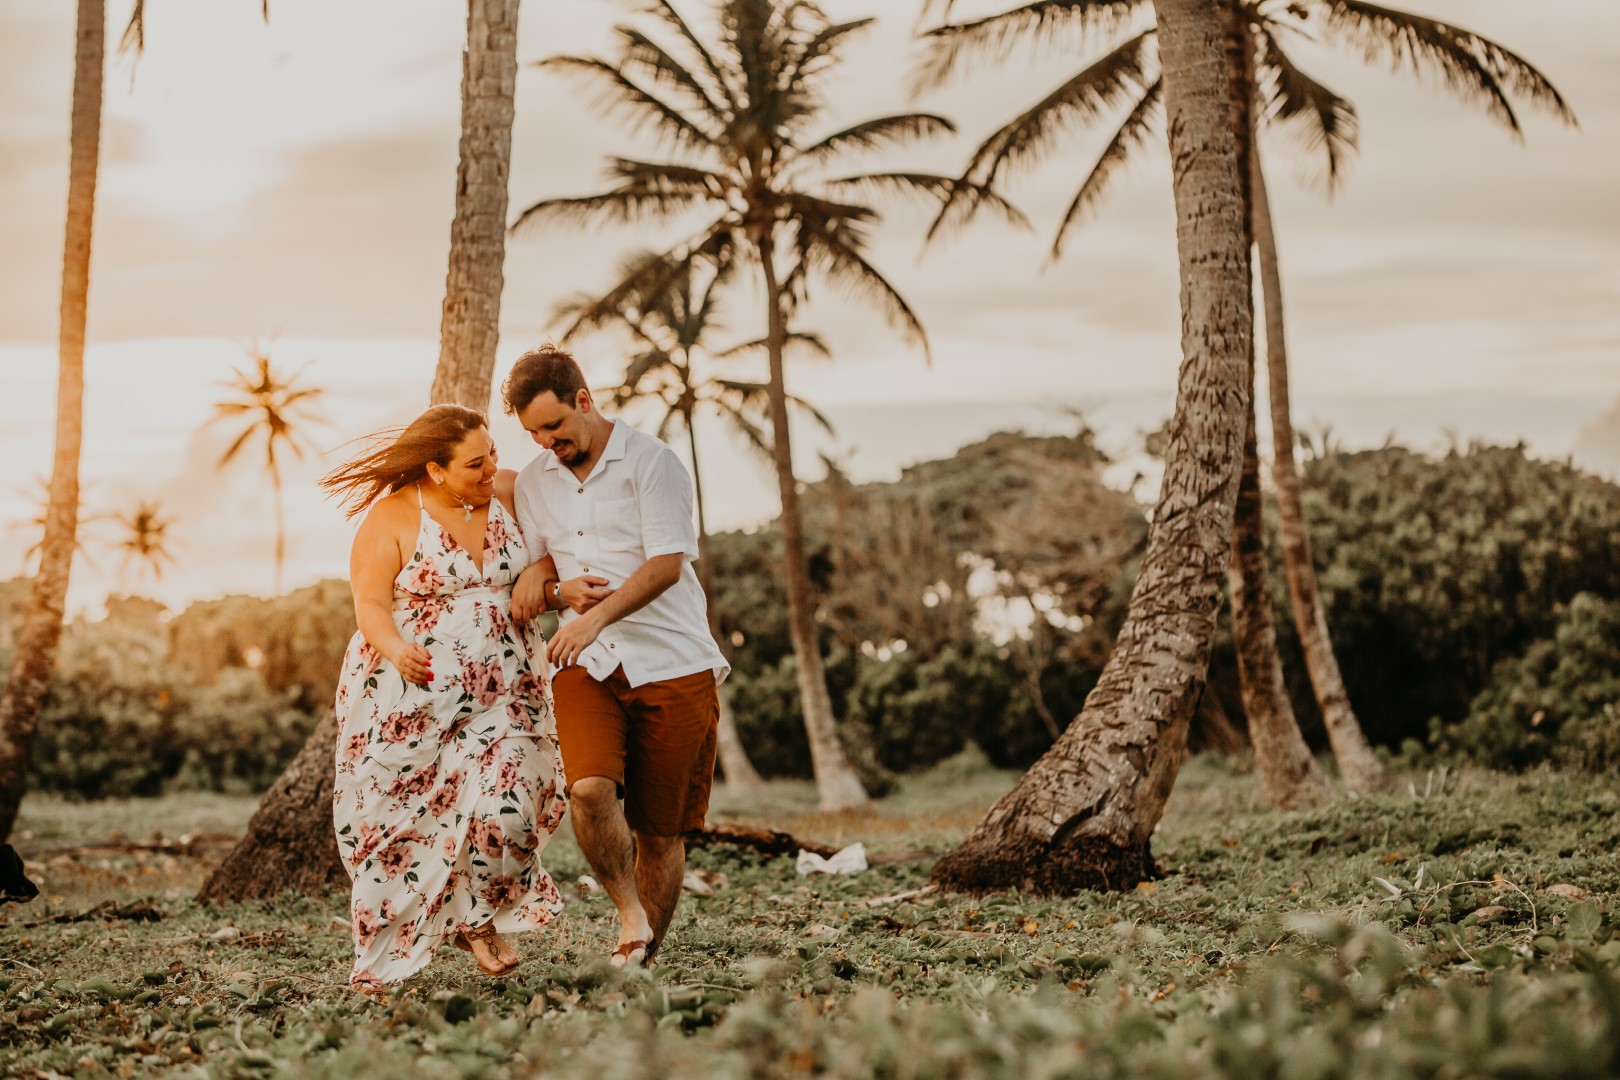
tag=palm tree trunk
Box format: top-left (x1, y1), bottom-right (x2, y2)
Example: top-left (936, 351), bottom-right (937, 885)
top-left (686, 408), bottom-right (764, 791)
top-left (1250, 142), bottom-right (1389, 794)
top-left (429, 0), bottom-right (520, 411)
top-left (758, 234), bottom-right (868, 812)
top-left (197, 708), bottom-right (348, 903)
top-left (1229, 398), bottom-right (1331, 808)
top-left (271, 460), bottom-right (285, 596)
top-left (1219, 0), bottom-right (1328, 810)
top-left (931, 0), bottom-right (1254, 893)
top-left (0, 0), bottom-right (102, 843)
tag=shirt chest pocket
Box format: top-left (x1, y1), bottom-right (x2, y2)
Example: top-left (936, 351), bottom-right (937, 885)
top-left (592, 497), bottom-right (641, 552)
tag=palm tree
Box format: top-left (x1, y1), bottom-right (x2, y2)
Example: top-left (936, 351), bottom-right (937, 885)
top-left (0, 0), bottom-right (104, 844)
top-left (916, 0), bottom-right (1573, 796)
top-left (931, 0), bottom-right (1255, 893)
top-left (557, 249), bottom-right (838, 792)
top-left (430, 0), bottom-right (521, 411)
top-left (511, 0), bottom-right (1018, 812)
top-left (207, 347), bottom-right (324, 596)
top-left (114, 500), bottom-right (175, 581)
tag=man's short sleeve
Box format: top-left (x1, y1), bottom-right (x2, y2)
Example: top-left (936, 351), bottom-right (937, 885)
top-left (637, 446), bottom-right (700, 560)
top-left (513, 468), bottom-right (549, 560)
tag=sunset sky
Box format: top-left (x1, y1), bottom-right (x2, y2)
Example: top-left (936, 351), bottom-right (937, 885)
top-left (1, 0), bottom-right (1617, 613)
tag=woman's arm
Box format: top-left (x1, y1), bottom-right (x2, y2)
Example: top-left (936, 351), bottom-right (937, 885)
top-left (350, 500), bottom-right (432, 685)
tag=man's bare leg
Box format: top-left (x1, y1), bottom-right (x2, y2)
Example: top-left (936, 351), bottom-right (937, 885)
top-left (633, 832), bottom-right (686, 946)
top-left (568, 777), bottom-right (654, 963)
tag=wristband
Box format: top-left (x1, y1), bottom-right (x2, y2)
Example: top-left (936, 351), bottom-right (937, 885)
top-left (551, 580), bottom-right (562, 606)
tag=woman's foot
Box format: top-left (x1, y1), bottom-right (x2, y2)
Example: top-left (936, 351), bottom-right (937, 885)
top-left (354, 983), bottom-right (390, 1001)
top-left (456, 922), bottom-right (520, 976)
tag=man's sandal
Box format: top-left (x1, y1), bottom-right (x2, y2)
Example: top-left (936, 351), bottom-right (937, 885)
top-left (611, 938), bottom-right (655, 968)
top-left (456, 922), bottom-right (519, 976)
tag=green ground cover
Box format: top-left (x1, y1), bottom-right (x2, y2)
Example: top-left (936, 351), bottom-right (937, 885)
top-left (2, 752), bottom-right (1618, 1079)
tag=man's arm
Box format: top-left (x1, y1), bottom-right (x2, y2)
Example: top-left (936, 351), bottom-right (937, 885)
top-left (546, 553), bottom-right (683, 668)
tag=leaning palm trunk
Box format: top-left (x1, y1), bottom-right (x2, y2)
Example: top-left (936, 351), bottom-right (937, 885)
top-left (0, 0), bottom-right (103, 843)
top-left (931, 0), bottom-right (1253, 893)
top-left (686, 415), bottom-right (764, 791)
top-left (1221, 0), bottom-right (1328, 810)
top-left (430, 0), bottom-right (521, 411)
top-left (1250, 144), bottom-right (1389, 794)
top-left (1229, 399), bottom-right (1332, 808)
top-left (759, 238), bottom-right (868, 812)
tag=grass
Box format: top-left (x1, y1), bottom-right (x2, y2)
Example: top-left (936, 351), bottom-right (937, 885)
top-left (2, 751), bottom-right (1618, 1078)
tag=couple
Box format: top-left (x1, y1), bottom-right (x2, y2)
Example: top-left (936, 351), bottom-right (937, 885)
top-left (324, 345), bottom-right (726, 994)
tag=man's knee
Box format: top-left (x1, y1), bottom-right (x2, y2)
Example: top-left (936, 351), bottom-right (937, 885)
top-left (570, 776), bottom-right (620, 816)
top-left (634, 830), bottom-right (685, 861)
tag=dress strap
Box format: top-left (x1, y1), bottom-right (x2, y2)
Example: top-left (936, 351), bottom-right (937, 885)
top-left (415, 482), bottom-right (424, 509)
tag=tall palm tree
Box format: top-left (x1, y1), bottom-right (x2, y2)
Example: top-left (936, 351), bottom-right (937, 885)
top-left (114, 499), bottom-right (175, 581)
top-left (917, 0), bottom-right (1573, 796)
top-left (430, 0), bottom-right (522, 411)
top-left (207, 347), bottom-right (324, 596)
top-left (932, 0), bottom-right (1255, 893)
top-left (512, 0), bottom-right (1018, 812)
top-left (0, 0), bottom-right (104, 844)
top-left (557, 249), bottom-right (836, 791)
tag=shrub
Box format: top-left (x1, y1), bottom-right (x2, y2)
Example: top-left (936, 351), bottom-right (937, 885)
top-left (1440, 592), bottom-right (1620, 771)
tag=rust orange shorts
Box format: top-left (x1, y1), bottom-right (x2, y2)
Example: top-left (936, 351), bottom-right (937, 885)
top-left (551, 665), bottom-right (719, 836)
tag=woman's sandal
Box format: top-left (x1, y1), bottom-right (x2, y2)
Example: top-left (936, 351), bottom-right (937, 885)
top-left (456, 922), bottom-right (520, 976)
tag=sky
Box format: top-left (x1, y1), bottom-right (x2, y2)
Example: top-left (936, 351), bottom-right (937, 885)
top-left (1, 0), bottom-right (1617, 613)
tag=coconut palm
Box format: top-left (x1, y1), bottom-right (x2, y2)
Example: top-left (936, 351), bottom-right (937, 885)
top-left (916, 0), bottom-right (1573, 797)
top-left (0, 0), bottom-right (103, 845)
top-left (931, 0), bottom-right (1256, 893)
top-left (207, 347), bottom-right (324, 596)
top-left (114, 500), bottom-right (176, 582)
top-left (431, 0), bottom-right (521, 411)
top-left (556, 248), bottom-right (837, 792)
top-left (512, 0), bottom-right (1019, 811)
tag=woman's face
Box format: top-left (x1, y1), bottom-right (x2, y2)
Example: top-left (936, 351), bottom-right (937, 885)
top-left (437, 426), bottom-right (499, 505)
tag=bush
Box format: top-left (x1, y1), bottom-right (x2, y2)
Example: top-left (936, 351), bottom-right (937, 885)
top-left (1293, 444), bottom-right (1620, 748)
top-left (1440, 592), bottom-right (1620, 771)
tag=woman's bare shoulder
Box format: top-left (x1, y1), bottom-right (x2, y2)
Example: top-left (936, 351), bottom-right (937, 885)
top-left (358, 486), bottom-right (420, 536)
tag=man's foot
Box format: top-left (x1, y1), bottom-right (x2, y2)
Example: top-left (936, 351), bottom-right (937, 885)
top-left (611, 938), bottom-right (653, 968)
top-left (456, 922), bottom-right (520, 976)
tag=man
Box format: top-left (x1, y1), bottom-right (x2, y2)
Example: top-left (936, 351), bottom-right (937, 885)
top-left (504, 344), bottom-right (727, 967)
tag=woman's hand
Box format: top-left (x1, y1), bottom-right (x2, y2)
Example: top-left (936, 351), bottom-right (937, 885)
top-left (560, 575), bottom-right (614, 614)
top-left (511, 564), bottom-right (553, 624)
top-left (389, 642), bottom-right (434, 686)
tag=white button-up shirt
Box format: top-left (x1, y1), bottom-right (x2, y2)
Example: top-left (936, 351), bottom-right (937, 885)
top-left (513, 419), bottom-right (729, 688)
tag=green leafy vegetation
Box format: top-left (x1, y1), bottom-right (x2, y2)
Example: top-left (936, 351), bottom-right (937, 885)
top-left (3, 755), bottom-right (1617, 1077)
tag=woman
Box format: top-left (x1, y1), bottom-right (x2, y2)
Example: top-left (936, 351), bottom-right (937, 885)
top-left (321, 404), bottom-right (567, 994)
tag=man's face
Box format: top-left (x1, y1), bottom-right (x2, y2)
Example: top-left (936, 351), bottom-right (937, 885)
top-left (517, 389), bottom-right (592, 466)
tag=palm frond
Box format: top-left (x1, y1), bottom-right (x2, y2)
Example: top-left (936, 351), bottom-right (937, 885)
top-left (1256, 27), bottom-right (1358, 190)
top-left (535, 55), bottom-right (721, 151)
top-left (217, 424), bottom-right (259, 468)
top-left (635, 0), bottom-right (741, 113)
top-left (614, 25), bottom-right (731, 127)
top-left (798, 217), bottom-right (931, 363)
top-left (827, 171), bottom-right (1032, 243)
top-left (796, 113), bottom-right (955, 168)
top-left (1313, 0), bottom-right (1575, 135)
top-left (781, 18), bottom-right (875, 99)
top-left (510, 188), bottom-right (707, 236)
top-left (712, 331), bottom-right (833, 362)
top-left (119, 0), bottom-right (146, 55)
top-left (1048, 75), bottom-right (1161, 262)
top-left (911, 0), bottom-right (1144, 93)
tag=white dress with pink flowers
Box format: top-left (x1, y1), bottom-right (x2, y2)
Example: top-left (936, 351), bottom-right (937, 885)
top-left (332, 493), bottom-right (566, 989)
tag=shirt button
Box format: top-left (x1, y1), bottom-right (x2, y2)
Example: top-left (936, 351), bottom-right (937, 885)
top-left (577, 487), bottom-right (584, 494)
top-left (577, 530), bottom-right (583, 537)
top-left (609, 643), bottom-right (616, 649)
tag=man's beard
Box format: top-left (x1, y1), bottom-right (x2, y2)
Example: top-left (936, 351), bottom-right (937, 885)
top-left (553, 441), bottom-right (582, 465)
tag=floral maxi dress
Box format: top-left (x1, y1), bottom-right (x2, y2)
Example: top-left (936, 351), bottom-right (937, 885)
top-left (332, 492), bottom-right (566, 989)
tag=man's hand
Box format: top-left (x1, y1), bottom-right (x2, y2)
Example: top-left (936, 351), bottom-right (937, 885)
top-left (560, 575), bottom-right (614, 614)
top-left (388, 642), bottom-right (434, 686)
top-left (547, 613), bottom-right (602, 669)
top-left (511, 564), bottom-right (553, 624)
